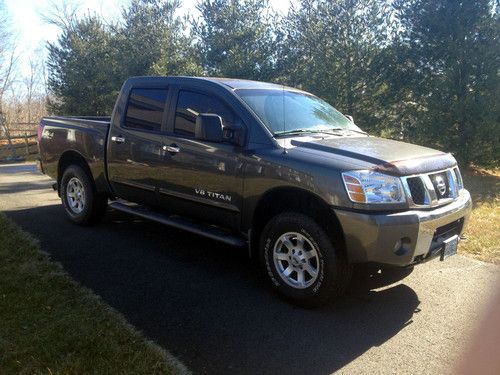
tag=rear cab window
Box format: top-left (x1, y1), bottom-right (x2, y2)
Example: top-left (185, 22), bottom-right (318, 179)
top-left (124, 88), bottom-right (169, 132)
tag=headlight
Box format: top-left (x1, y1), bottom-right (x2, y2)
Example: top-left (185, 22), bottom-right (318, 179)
top-left (342, 170), bottom-right (405, 204)
top-left (454, 167), bottom-right (464, 191)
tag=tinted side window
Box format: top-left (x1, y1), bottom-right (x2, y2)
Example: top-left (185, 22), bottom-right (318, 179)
top-left (125, 88), bottom-right (169, 132)
top-left (174, 90), bottom-right (235, 137)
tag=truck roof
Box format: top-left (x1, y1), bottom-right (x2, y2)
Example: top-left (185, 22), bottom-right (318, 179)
top-left (197, 77), bottom-right (286, 90)
top-left (126, 76), bottom-right (297, 92)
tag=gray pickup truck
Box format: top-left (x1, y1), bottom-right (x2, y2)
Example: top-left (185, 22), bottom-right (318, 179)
top-left (38, 76), bottom-right (472, 307)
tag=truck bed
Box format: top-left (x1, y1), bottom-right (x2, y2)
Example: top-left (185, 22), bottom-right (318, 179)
top-left (39, 116), bottom-right (111, 194)
top-left (41, 116), bottom-right (111, 129)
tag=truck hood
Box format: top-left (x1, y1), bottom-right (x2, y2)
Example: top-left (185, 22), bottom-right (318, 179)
top-left (289, 135), bottom-right (457, 176)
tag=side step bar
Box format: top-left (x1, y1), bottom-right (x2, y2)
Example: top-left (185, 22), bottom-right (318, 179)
top-left (109, 201), bottom-right (246, 247)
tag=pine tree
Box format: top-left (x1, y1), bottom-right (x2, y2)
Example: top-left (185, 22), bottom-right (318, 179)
top-left (117, 0), bottom-right (201, 78)
top-left (280, 0), bottom-right (391, 131)
top-left (192, 0), bottom-right (276, 80)
top-left (393, 0), bottom-right (499, 165)
top-left (46, 1), bottom-right (202, 116)
top-left (47, 15), bottom-right (119, 115)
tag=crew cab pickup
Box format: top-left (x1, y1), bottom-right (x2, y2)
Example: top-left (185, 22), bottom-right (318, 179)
top-left (38, 76), bottom-right (472, 307)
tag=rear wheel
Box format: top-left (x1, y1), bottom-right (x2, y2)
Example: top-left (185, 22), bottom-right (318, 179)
top-left (260, 212), bottom-right (351, 308)
top-left (60, 165), bottom-right (107, 225)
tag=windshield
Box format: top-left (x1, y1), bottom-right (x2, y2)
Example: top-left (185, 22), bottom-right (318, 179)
top-left (236, 89), bottom-right (363, 135)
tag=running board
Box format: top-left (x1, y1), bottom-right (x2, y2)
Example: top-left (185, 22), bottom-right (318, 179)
top-left (109, 201), bottom-right (246, 247)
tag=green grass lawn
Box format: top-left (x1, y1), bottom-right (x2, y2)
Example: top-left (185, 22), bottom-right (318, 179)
top-left (0, 213), bottom-right (188, 375)
top-left (460, 167), bottom-right (500, 265)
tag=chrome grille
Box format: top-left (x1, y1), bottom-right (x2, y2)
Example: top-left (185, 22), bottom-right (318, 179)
top-left (401, 168), bottom-right (460, 208)
top-left (406, 177), bottom-right (427, 205)
top-left (429, 172), bottom-right (451, 199)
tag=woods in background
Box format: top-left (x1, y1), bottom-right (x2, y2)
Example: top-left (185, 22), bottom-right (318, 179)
top-left (21, 0), bottom-right (500, 165)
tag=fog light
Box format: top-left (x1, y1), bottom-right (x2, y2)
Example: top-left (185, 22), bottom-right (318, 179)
top-left (394, 237), bottom-right (412, 256)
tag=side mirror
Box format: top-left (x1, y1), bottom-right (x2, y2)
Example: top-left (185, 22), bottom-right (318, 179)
top-left (195, 114), bottom-right (223, 142)
top-left (346, 115), bottom-right (354, 123)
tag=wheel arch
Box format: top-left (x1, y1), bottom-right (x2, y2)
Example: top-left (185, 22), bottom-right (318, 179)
top-left (249, 186), bottom-right (345, 260)
top-left (57, 150), bottom-right (94, 196)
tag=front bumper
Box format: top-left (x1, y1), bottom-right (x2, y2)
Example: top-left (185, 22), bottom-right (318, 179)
top-left (334, 190), bottom-right (472, 267)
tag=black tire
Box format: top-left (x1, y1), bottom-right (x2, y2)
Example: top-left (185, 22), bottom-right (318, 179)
top-left (259, 212), bottom-right (351, 308)
top-left (60, 165), bottom-right (107, 225)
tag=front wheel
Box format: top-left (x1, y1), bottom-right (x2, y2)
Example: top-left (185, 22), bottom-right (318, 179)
top-left (260, 212), bottom-right (351, 308)
top-left (60, 165), bottom-right (107, 225)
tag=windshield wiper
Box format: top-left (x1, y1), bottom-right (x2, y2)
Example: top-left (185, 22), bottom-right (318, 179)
top-left (317, 128), bottom-right (368, 136)
top-left (274, 129), bottom-right (318, 136)
top-left (274, 128), bottom-right (368, 137)
top-left (344, 128), bottom-right (368, 135)
top-left (316, 128), bottom-right (344, 134)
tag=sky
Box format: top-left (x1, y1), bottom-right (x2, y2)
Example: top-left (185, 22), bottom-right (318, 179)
top-left (3, 0), bottom-right (295, 87)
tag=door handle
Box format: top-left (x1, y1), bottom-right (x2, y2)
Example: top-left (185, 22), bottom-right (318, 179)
top-left (111, 136), bottom-right (126, 144)
top-left (163, 145), bottom-right (180, 154)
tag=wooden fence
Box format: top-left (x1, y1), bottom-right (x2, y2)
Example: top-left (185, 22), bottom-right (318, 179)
top-left (0, 123), bottom-right (39, 160)
top-left (0, 122), bottom-right (39, 138)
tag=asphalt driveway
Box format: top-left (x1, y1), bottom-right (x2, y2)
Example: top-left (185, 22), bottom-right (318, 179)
top-left (1, 162), bottom-right (498, 374)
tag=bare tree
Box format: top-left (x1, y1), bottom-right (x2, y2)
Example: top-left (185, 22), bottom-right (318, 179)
top-left (1, 3), bottom-right (11, 139)
top-left (0, 1), bottom-right (14, 103)
top-left (0, 1), bottom-right (21, 159)
top-left (23, 57), bottom-right (44, 125)
top-left (40, 0), bottom-right (79, 31)
top-left (0, 49), bottom-right (18, 158)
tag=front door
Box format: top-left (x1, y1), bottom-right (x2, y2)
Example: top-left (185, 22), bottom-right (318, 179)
top-left (107, 87), bottom-right (170, 206)
top-left (157, 88), bottom-right (245, 230)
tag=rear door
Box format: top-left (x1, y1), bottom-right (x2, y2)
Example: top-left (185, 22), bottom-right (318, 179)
top-left (107, 87), bottom-right (170, 206)
top-left (157, 87), bottom-right (245, 230)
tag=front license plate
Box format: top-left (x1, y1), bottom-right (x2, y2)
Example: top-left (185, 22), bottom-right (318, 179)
top-left (440, 235), bottom-right (459, 261)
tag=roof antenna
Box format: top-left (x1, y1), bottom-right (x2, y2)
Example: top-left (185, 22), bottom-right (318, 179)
top-left (282, 83), bottom-right (287, 154)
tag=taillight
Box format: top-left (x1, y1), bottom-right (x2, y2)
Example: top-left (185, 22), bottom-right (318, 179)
top-left (37, 123), bottom-right (44, 143)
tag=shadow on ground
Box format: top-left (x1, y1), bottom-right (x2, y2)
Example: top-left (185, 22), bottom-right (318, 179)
top-left (0, 163), bottom-right (38, 173)
top-left (5, 202), bottom-right (420, 375)
top-left (0, 181), bottom-right (54, 194)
